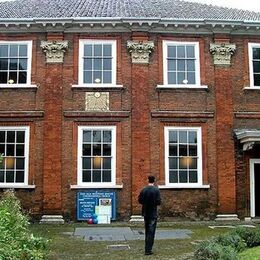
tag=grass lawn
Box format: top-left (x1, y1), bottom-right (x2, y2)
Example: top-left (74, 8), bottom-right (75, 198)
top-left (29, 222), bottom-right (236, 260)
top-left (239, 246), bottom-right (260, 260)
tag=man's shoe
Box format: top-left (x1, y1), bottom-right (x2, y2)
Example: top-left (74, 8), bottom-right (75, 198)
top-left (145, 252), bottom-right (153, 255)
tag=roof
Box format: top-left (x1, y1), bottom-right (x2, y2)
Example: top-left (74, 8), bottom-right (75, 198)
top-left (0, 0), bottom-right (260, 21)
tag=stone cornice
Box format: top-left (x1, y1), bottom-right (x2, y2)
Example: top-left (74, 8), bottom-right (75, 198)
top-left (210, 43), bottom-right (236, 66)
top-left (40, 40), bottom-right (68, 63)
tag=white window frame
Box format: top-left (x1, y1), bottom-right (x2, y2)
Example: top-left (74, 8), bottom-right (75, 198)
top-left (248, 43), bottom-right (260, 88)
top-left (77, 126), bottom-right (116, 187)
top-left (78, 39), bottom-right (117, 87)
top-left (0, 41), bottom-right (32, 87)
top-left (164, 126), bottom-right (203, 188)
top-left (161, 41), bottom-right (203, 88)
top-left (0, 126), bottom-right (30, 187)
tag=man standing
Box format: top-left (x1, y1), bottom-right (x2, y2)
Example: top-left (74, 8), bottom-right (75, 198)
top-left (138, 176), bottom-right (161, 255)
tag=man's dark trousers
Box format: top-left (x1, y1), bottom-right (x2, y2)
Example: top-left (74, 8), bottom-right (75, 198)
top-left (144, 217), bottom-right (157, 254)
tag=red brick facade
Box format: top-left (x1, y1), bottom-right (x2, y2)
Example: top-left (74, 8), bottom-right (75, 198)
top-left (0, 28), bottom-right (259, 221)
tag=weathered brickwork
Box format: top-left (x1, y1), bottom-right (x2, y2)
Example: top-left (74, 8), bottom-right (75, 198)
top-left (0, 30), bottom-right (259, 221)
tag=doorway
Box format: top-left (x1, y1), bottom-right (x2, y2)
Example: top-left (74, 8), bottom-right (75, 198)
top-left (250, 159), bottom-right (260, 217)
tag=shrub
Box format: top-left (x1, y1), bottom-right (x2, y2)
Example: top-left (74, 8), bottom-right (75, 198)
top-left (214, 233), bottom-right (246, 252)
top-left (231, 227), bottom-right (260, 248)
top-left (0, 190), bottom-right (48, 260)
top-left (194, 240), bottom-right (238, 260)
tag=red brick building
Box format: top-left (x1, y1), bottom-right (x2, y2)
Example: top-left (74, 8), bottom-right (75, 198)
top-left (0, 0), bottom-right (260, 222)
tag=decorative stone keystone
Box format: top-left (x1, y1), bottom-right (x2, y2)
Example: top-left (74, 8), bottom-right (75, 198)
top-left (210, 43), bottom-right (236, 66)
top-left (127, 41), bottom-right (154, 64)
top-left (40, 40), bottom-right (68, 63)
top-left (85, 92), bottom-right (109, 111)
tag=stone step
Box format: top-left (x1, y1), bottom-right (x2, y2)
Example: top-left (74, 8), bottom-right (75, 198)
top-left (215, 214), bottom-right (240, 222)
top-left (40, 215), bottom-right (65, 224)
top-left (129, 215), bottom-right (144, 223)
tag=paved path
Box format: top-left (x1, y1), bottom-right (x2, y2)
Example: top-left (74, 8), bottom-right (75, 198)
top-left (74, 227), bottom-right (192, 241)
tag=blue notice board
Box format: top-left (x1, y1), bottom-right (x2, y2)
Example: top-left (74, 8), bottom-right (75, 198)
top-left (77, 191), bottom-right (116, 221)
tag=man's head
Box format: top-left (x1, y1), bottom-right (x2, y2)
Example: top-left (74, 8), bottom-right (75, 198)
top-left (148, 175), bottom-right (156, 184)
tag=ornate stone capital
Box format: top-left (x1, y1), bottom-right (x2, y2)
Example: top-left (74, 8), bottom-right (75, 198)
top-left (40, 40), bottom-right (68, 63)
top-left (127, 41), bottom-right (154, 64)
top-left (85, 92), bottom-right (109, 111)
top-left (210, 43), bottom-right (236, 66)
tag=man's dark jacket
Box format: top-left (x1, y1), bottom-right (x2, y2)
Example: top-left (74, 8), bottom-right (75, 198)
top-left (138, 185), bottom-right (161, 218)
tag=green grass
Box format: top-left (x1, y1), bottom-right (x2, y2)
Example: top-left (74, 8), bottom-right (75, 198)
top-left (239, 246), bottom-right (260, 260)
top-left (29, 222), bottom-right (257, 260)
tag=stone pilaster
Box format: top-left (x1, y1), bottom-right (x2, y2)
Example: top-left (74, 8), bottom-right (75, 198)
top-left (210, 43), bottom-right (236, 66)
top-left (127, 41), bottom-right (154, 64)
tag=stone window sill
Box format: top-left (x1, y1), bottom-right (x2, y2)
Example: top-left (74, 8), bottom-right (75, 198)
top-left (0, 185), bottom-right (35, 189)
top-left (158, 184), bottom-right (210, 189)
top-left (244, 86), bottom-right (260, 90)
top-left (0, 84), bottom-right (38, 89)
top-left (156, 85), bottom-right (208, 90)
top-left (70, 184), bottom-right (123, 189)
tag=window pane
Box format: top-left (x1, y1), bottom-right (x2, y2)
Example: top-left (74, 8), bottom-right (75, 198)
top-left (84, 58), bottom-right (92, 70)
top-left (189, 171), bottom-right (198, 183)
top-left (103, 45), bottom-right (111, 56)
top-left (190, 158), bottom-right (197, 169)
top-left (94, 58), bottom-right (102, 70)
top-left (187, 60), bottom-right (195, 71)
top-left (102, 170), bottom-right (111, 182)
top-left (168, 46), bottom-right (176, 58)
top-left (179, 171), bottom-right (188, 183)
top-left (18, 72), bottom-right (27, 84)
top-left (83, 131), bottom-right (91, 142)
top-left (0, 144), bottom-right (4, 154)
top-left (93, 170), bottom-right (101, 182)
top-left (93, 131), bottom-right (101, 142)
top-left (16, 171), bottom-right (24, 183)
top-left (103, 158), bottom-right (111, 169)
top-left (82, 144), bottom-right (91, 156)
top-left (18, 59), bottom-right (27, 70)
top-left (177, 60), bottom-right (185, 71)
top-left (177, 46), bottom-right (185, 58)
top-left (179, 145), bottom-right (187, 156)
top-left (93, 144), bottom-right (101, 156)
top-left (169, 144), bottom-right (177, 156)
top-left (253, 74), bottom-right (260, 86)
top-left (8, 72), bottom-right (18, 84)
top-left (179, 158), bottom-right (188, 169)
top-left (7, 145), bottom-right (15, 156)
top-left (84, 45), bottom-right (92, 56)
top-left (253, 61), bottom-right (260, 73)
top-left (169, 131), bottom-right (177, 143)
top-left (168, 72), bottom-right (176, 84)
top-left (0, 58), bottom-right (8, 70)
top-left (103, 71), bottom-right (111, 83)
top-left (169, 158), bottom-right (177, 169)
top-left (188, 131), bottom-right (197, 143)
top-left (9, 59), bottom-right (18, 70)
top-left (93, 71), bottom-right (102, 83)
top-left (168, 60), bottom-right (176, 71)
top-left (93, 157), bottom-right (102, 169)
top-left (186, 46), bottom-right (195, 58)
top-left (82, 170), bottom-right (91, 182)
top-left (0, 171), bottom-right (4, 182)
top-left (103, 131), bottom-right (111, 142)
top-left (7, 131), bottom-right (15, 142)
top-left (83, 71), bottom-right (92, 83)
top-left (0, 72), bottom-right (7, 83)
top-left (103, 59), bottom-right (112, 70)
top-left (16, 131), bottom-right (25, 143)
top-left (82, 158), bottom-right (91, 169)
top-left (103, 144), bottom-right (111, 156)
top-left (0, 45), bottom-right (8, 57)
top-left (6, 170), bottom-right (14, 182)
top-left (0, 131), bottom-right (5, 142)
top-left (16, 158), bottom-right (24, 170)
top-left (253, 48), bottom-right (260, 59)
top-left (187, 72), bottom-right (195, 84)
top-left (177, 72), bottom-right (185, 84)
top-left (169, 170), bottom-right (178, 183)
top-left (16, 144), bottom-right (24, 156)
top-left (179, 131), bottom-right (187, 143)
top-left (19, 45), bottom-right (27, 57)
top-left (189, 145), bottom-right (197, 156)
top-left (10, 45), bottom-right (18, 57)
top-left (94, 45), bottom-right (102, 56)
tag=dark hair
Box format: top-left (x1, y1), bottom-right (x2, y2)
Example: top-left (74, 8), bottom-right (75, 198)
top-left (148, 175), bottom-right (155, 183)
